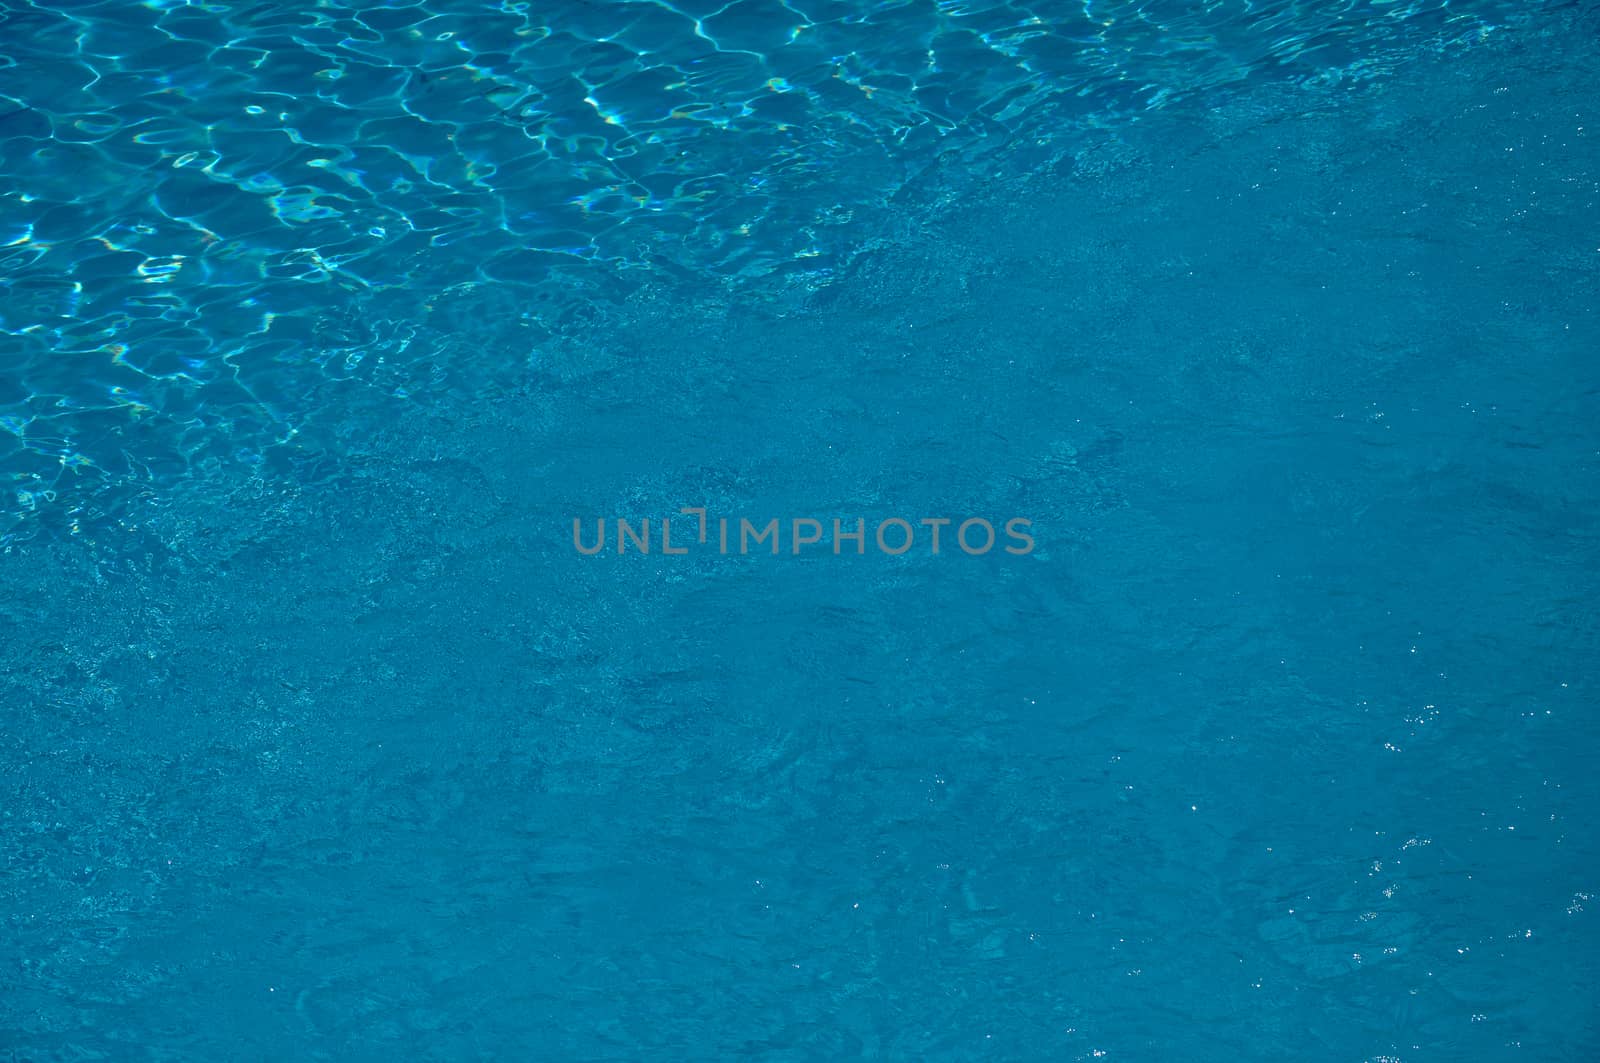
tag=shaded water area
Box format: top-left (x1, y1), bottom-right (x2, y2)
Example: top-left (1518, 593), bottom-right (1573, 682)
top-left (2, 1), bottom-right (1598, 1060)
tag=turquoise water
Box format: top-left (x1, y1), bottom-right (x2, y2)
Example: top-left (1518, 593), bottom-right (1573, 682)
top-left (3, 1), bottom-right (1598, 1059)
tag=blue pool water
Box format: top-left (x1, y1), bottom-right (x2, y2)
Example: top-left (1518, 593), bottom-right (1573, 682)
top-left (2, 0), bottom-right (1598, 1058)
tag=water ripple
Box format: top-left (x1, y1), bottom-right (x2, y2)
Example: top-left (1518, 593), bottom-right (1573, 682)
top-left (0, 0), bottom-right (1540, 545)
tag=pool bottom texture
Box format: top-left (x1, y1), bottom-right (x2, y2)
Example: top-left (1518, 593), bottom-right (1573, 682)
top-left (2, 7), bottom-right (1598, 1062)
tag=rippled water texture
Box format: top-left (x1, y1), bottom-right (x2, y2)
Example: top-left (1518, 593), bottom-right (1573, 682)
top-left (3, 2), bottom-right (1599, 1060)
top-left (0, 0), bottom-right (1544, 546)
